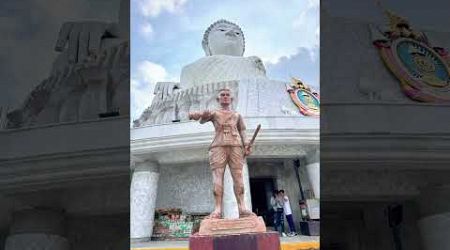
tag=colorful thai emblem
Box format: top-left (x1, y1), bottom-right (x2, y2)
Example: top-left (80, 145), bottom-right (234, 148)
top-left (287, 78), bottom-right (320, 116)
top-left (373, 7), bottom-right (450, 102)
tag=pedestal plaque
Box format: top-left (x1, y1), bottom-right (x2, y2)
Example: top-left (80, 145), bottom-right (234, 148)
top-left (199, 216), bottom-right (266, 235)
top-left (189, 231), bottom-right (280, 250)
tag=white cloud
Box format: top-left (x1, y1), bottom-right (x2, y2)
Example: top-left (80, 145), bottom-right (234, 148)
top-left (131, 78), bottom-right (151, 122)
top-left (307, 0), bottom-right (319, 8)
top-left (265, 47), bottom-right (320, 89)
top-left (293, 12), bottom-right (305, 30)
top-left (245, 30), bottom-right (300, 65)
top-left (137, 60), bottom-right (168, 83)
top-left (137, 0), bottom-right (188, 17)
top-left (315, 26), bottom-right (320, 45)
top-left (293, 0), bottom-right (320, 48)
top-left (259, 52), bottom-right (295, 65)
top-left (131, 60), bottom-right (169, 121)
top-left (239, 1), bottom-right (319, 65)
top-left (140, 21), bottom-right (154, 39)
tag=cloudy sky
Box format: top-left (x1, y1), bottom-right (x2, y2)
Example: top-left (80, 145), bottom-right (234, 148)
top-left (130, 0), bottom-right (320, 121)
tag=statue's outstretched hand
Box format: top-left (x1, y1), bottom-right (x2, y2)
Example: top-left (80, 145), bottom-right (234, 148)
top-left (189, 110), bottom-right (212, 122)
top-left (201, 110), bottom-right (212, 120)
top-left (55, 21), bottom-right (118, 64)
top-left (188, 112), bottom-right (200, 120)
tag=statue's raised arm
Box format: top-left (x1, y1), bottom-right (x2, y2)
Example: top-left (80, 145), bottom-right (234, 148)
top-left (188, 110), bottom-right (214, 124)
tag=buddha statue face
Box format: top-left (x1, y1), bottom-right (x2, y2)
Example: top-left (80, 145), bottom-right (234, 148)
top-left (202, 20), bottom-right (245, 56)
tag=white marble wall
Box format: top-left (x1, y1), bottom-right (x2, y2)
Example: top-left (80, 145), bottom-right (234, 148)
top-left (133, 76), bottom-right (311, 127)
top-left (135, 81), bottom-right (239, 127)
top-left (236, 78), bottom-right (301, 117)
top-left (155, 162), bottom-right (214, 214)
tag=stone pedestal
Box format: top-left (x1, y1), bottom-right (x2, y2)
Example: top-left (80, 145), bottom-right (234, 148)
top-left (130, 161), bottom-right (160, 242)
top-left (4, 208), bottom-right (69, 250)
top-left (199, 216), bottom-right (266, 236)
top-left (190, 231), bottom-right (279, 250)
top-left (223, 162), bottom-right (252, 219)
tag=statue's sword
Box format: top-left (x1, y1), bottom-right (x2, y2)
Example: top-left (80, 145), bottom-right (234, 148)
top-left (248, 124), bottom-right (261, 148)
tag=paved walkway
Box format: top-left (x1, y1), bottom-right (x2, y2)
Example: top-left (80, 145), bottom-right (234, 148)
top-left (131, 234), bottom-right (319, 250)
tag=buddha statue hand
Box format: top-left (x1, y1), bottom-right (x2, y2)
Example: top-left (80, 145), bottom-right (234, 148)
top-left (55, 21), bottom-right (119, 64)
top-left (248, 56), bottom-right (266, 74)
top-left (154, 82), bottom-right (180, 101)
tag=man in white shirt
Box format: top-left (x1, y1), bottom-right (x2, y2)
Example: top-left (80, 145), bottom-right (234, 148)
top-left (279, 190), bottom-right (297, 236)
top-left (270, 190), bottom-right (286, 236)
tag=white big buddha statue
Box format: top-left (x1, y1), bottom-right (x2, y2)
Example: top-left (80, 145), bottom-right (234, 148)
top-left (134, 19), bottom-right (307, 127)
top-left (6, 0), bottom-right (129, 129)
top-left (180, 19), bottom-right (267, 89)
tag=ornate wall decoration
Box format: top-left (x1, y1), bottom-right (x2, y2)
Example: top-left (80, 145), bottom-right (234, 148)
top-left (286, 78), bottom-right (320, 116)
top-left (372, 7), bottom-right (450, 102)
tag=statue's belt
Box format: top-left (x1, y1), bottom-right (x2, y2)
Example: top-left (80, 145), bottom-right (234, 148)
top-left (210, 114), bottom-right (241, 147)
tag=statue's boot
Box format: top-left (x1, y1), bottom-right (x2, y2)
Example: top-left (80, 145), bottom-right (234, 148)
top-left (206, 210), bottom-right (222, 219)
top-left (239, 209), bottom-right (256, 218)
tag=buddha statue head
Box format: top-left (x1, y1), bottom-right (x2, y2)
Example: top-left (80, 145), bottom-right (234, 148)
top-left (202, 19), bottom-right (245, 56)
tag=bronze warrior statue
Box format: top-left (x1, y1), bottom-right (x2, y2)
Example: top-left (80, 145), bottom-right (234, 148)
top-left (189, 88), bottom-right (256, 219)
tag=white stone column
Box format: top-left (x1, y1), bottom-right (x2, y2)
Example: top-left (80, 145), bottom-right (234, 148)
top-left (306, 150), bottom-right (320, 199)
top-left (130, 161), bottom-right (160, 242)
top-left (4, 208), bottom-right (69, 250)
top-left (223, 162), bottom-right (252, 219)
top-left (418, 213), bottom-right (450, 250)
top-left (417, 185), bottom-right (450, 250)
top-left (306, 162), bottom-right (320, 199)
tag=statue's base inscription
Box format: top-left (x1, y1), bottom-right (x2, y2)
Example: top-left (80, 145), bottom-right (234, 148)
top-left (190, 231), bottom-right (279, 250)
top-left (198, 215), bottom-right (266, 236)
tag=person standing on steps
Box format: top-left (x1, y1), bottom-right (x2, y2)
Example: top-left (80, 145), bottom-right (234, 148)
top-left (279, 189), bottom-right (297, 236)
top-left (271, 190), bottom-right (286, 236)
